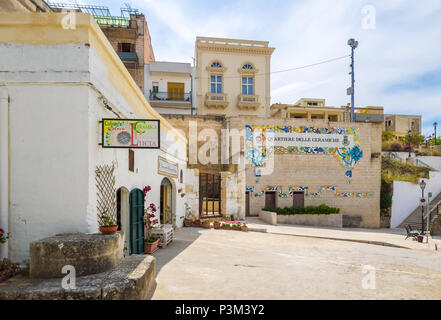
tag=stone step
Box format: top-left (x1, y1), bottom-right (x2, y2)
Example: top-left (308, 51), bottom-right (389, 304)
top-left (0, 255), bottom-right (156, 300)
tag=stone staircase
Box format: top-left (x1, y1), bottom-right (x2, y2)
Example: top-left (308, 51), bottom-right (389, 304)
top-left (398, 190), bottom-right (441, 230)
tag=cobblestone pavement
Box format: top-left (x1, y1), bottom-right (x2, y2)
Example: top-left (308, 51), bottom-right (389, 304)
top-left (151, 227), bottom-right (441, 300)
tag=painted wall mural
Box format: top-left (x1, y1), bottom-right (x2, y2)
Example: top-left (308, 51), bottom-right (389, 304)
top-left (246, 185), bottom-right (373, 198)
top-left (245, 125), bottom-right (364, 182)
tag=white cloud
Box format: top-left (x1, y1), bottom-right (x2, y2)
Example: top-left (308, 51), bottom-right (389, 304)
top-left (132, 0), bottom-right (441, 134)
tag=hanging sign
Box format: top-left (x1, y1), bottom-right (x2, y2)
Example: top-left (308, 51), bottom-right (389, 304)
top-left (102, 119), bottom-right (160, 149)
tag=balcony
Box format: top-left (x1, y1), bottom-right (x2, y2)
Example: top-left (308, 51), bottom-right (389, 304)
top-left (237, 94), bottom-right (260, 110)
top-left (148, 92), bottom-right (192, 109)
top-left (205, 93), bottom-right (228, 109)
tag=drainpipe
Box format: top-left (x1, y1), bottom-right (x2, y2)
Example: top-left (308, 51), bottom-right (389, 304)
top-left (0, 87), bottom-right (9, 259)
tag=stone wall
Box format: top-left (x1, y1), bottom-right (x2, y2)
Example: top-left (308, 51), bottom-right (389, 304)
top-left (230, 116), bottom-right (382, 228)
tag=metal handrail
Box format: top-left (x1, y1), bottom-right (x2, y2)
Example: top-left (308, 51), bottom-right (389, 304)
top-left (415, 158), bottom-right (432, 168)
top-left (149, 91), bottom-right (191, 102)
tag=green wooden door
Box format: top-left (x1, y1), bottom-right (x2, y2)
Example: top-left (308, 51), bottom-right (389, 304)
top-left (130, 189), bottom-right (144, 254)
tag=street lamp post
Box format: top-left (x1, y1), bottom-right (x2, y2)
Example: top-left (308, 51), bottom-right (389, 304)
top-left (434, 122), bottom-right (438, 146)
top-left (420, 180), bottom-right (427, 234)
top-left (408, 129), bottom-right (412, 158)
top-left (347, 38), bottom-right (358, 122)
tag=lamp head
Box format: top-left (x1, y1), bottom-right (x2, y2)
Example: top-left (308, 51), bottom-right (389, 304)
top-left (434, 121), bottom-right (438, 127)
top-left (347, 38), bottom-right (359, 49)
top-left (420, 180), bottom-right (427, 190)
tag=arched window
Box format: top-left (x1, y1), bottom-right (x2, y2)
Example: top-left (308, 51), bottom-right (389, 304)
top-left (211, 61), bottom-right (223, 68)
top-left (242, 64), bottom-right (254, 70)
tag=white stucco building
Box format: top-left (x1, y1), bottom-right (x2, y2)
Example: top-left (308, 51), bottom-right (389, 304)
top-left (144, 61), bottom-right (196, 115)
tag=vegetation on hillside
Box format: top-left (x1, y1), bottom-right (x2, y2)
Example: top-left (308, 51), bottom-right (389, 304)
top-left (382, 130), bottom-right (425, 152)
top-left (381, 157), bottom-right (432, 184)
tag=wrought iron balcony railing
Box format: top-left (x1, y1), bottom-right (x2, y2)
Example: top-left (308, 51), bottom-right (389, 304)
top-left (149, 92), bottom-right (192, 102)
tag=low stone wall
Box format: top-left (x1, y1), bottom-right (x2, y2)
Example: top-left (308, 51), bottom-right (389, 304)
top-left (259, 210), bottom-right (343, 227)
top-left (277, 213), bottom-right (342, 227)
top-left (259, 210), bottom-right (277, 225)
top-left (30, 232), bottom-right (124, 278)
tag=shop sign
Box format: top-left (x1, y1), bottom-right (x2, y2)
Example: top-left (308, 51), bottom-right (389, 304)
top-left (158, 156), bottom-right (178, 178)
top-left (102, 119), bottom-right (160, 149)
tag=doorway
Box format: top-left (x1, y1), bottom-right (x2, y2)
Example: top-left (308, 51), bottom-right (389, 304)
top-left (292, 191), bottom-right (305, 207)
top-left (160, 178), bottom-right (173, 225)
top-left (129, 189), bottom-right (144, 254)
top-left (116, 187), bottom-right (130, 256)
top-left (199, 173), bottom-right (221, 218)
top-left (265, 191), bottom-right (276, 209)
top-left (245, 191), bottom-right (250, 216)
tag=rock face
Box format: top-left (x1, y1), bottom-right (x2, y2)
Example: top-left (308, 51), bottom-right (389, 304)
top-left (0, 255), bottom-right (156, 300)
top-left (29, 232), bottom-right (124, 278)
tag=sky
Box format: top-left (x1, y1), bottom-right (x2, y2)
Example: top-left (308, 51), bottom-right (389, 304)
top-left (59, 0), bottom-right (441, 136)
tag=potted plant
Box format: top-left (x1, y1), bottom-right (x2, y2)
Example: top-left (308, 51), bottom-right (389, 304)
top-left (98, 209), bottom-right (118, 235)
top-left (144, 202), bottom-right (160, 254)
top-left (213, 221), bottom-right (221, 229)
top-left (184, 202), bottom-right (193, 227)
top-left (232, 222), bottom-right (241, 231)
top-left (144, 236), bottom-right (159, 254)
top-left (0, 258), bottom-right (20, 283)
top-left (0, 228), bottom-right (9, 244)
top-left (222, 223), bottom-right (231, 230)
top-left (241, 222), bottom-right (248, 232)
top-left (193, 219), bottom-right (201, 227)
top-left (202, 220), bottom-right (211, 229)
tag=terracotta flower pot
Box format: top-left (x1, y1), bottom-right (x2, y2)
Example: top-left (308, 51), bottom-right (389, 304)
top-left (99, 225), bottom-right (118, 235)
top-left (193, 221), bottom-right (201, 227)
top-left (202, 221), bottom-right (211, 229)
top-left (222, 225), bottom-right (231, 230)
top-left (241, 226), bottom-right (248, 232)
top-left (213, 222), bottom-right (221, 229)
top-left (184, 219), bottom-right (192, 227)
top-left (144, 239), bottom-right (159, 254)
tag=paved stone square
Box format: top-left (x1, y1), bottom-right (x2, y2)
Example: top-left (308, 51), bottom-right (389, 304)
top-left (152, 227), bottom-right (441, 300)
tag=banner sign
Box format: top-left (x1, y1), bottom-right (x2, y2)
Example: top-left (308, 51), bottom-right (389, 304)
top-left (102, 119), bottom-right (160, 149)
top-left (245, 125), bottom-right (363, 181)
top-left (158, 156), bottom-right (178, 178)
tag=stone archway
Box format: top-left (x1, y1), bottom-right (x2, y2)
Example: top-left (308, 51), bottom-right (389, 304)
top-left (116, 187), bottom-right (130, 256)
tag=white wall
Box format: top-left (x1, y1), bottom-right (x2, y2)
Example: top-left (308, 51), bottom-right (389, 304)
top-left (1, 42), bottom-right (198, 262)
top-left (391, 171), bottom-right (441, 228)
top-left (415, 156), bottom-right (441, 171)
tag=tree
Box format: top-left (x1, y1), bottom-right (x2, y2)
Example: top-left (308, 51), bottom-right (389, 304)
top-left (400, 133), bottom-right (425, 147)
top-left (382, 131), bottom-right (395, 142)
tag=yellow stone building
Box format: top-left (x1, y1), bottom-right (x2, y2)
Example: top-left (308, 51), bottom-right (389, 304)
top-left (384, 114), bottom-right (422, 137)
top-left (195, 37), bottom-right (274, 117)
top-left (271, 98), bottom-right (384, 123)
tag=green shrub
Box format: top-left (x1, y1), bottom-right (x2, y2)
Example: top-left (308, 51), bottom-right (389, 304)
top-left (262, 204), bottom-right (340, 215)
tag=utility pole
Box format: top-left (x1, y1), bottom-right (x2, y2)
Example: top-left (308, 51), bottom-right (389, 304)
top-left (347, 38), bottom-right (358, 122)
